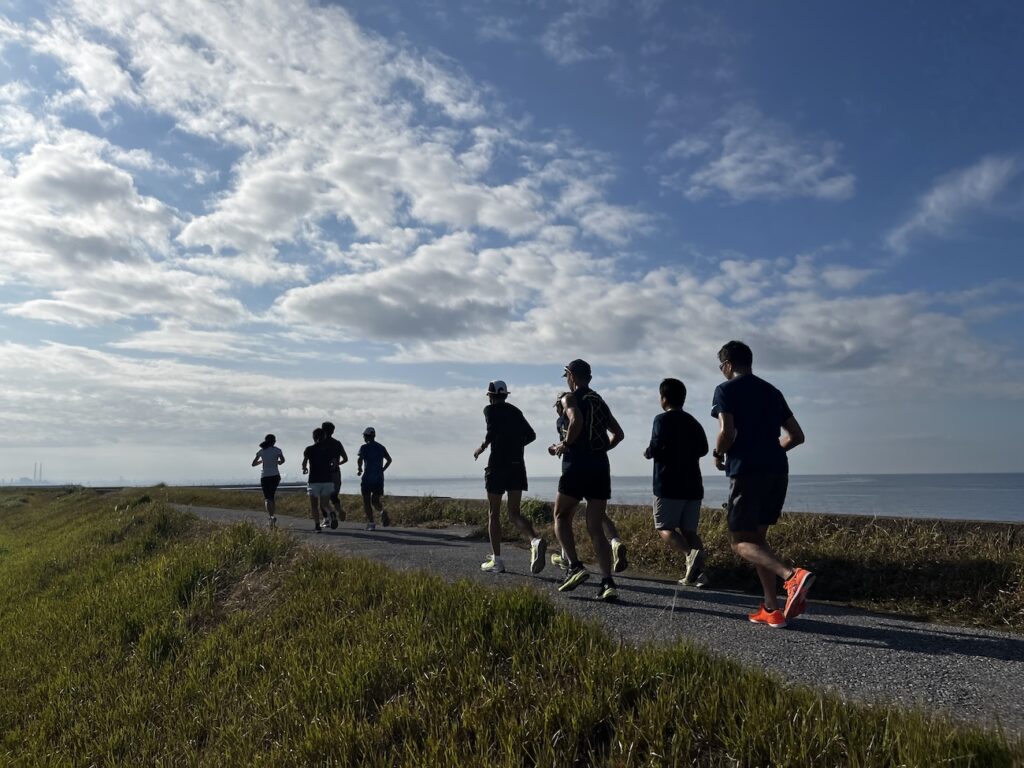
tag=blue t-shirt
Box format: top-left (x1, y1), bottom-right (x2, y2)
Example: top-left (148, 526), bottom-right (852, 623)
top-left (711, 374), bottom-right (793, 477)
top-left (358, 441), bottom-right (391, 485)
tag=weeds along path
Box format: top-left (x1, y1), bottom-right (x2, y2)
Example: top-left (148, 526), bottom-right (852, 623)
top-left (177, 503), bottom-right (1024, 735)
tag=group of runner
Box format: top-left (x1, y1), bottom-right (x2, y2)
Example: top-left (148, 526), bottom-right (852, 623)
top-left (475, 341), bottom-right (814, 628)
top-left (251, 421), bottom-right (392, 532)
top-left (252, 339), bottom-right (815, 628)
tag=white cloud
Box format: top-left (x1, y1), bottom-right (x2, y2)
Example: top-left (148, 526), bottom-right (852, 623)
top-left (885, 155), bottom-right (1021, 253)
top-left (666, 105), bottom-right (856, 203)
top-left (540, 0), bottom-right (615, 65)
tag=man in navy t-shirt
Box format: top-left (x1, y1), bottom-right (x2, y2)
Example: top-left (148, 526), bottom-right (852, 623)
top-left (711, 340), bottom-right (813, 628)
top-left (357, 427), bottom-right (392, 530)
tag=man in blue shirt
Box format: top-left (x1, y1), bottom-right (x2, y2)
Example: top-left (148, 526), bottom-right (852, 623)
top-left (357, 427), bottom-right (392, 530)
top-left (712, 341), bottom-right (813, 628)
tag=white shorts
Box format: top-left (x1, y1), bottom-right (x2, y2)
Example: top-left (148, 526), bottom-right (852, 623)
top-left (307, 482), bottom-right (334, 498)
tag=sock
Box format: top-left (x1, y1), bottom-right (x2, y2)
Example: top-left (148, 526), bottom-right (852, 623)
top-left (611, 537), bottom-right (621, 546)
top-left (531, 537), bottom-right (542, 547)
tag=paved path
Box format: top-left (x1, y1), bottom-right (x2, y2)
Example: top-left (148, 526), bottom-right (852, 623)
top-left (178, 504), bottom-right (1024, 734)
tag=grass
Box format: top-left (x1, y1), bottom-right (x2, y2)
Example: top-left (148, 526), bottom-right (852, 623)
top-left (0, 487), bottom-right (1020, 766)
top-left (159, 485), bottom-right (1024, 633)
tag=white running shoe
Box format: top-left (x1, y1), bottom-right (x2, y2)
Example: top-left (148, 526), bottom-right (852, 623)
top-left (481, 555), bottom-right (505, 573)
top-left (530, 539), bottom-right (547, 574)
top-left (365, 522), bottom-right (376, 531)
top-left (269, 515), bottom-right (277, 529)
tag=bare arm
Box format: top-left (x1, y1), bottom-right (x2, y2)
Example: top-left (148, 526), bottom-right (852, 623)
top-left (382, 451), bottom-right (393, 473)
top-left (252, 452), bottom-right (262, 468)
top-left (338, 445), bottom-right (349, 465)
top-left (715, 412), bottom-right (736, 471)
top-left (357, 456), bottom-right (363, 476)
top-left (555, 394), bottom-right (581, 456)
top-left (780, 416), bottom-right (805, 452)
top-left (605, 411), bottom-right (624, 451)
top-left (277, 453), bottom-right (286, 466)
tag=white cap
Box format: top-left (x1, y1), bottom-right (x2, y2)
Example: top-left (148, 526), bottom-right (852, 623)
top-left (486, 380), bottom-right (509, 396)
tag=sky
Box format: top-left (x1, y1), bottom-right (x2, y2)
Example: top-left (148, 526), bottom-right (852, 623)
top-left (1, 0), bottom-right (1023, 484)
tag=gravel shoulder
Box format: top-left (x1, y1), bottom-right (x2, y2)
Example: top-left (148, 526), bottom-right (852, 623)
top-left (177, 503), bottom-right (1024, 734)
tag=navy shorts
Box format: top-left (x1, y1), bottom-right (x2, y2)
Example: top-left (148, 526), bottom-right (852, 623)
top-left (558, 451), bottom-right (611, 502)
top-left (726, 473), bottom-right (789, 532)
top-left (260, 474), bottom-right (281, 500)
top-left (361, 480), bottom-right (384, 496)
top-left (485, 462), bottom-right (528, 494)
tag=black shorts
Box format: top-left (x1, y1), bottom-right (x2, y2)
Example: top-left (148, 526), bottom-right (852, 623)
top-left (330, 468), bottom-right (342, 502)
top-left (260, 474), bottom-right (281, 501)
top-left (558, 451), bottom-right (611, 502)
top-left (726, 473), bottom-right (789, 532)
top-left (361, 480), bottom-right (384, 496)
top-left (485, 462), bottom-right (528, 495)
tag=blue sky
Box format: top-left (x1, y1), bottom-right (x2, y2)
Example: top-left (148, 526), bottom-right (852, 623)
top-left (1, 0), bottom-right (1022, 484)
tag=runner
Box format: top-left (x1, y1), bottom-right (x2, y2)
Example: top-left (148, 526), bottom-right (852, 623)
top-left (472, 380), bottom-right (547, 574)
top-left (548, 393), bottom-right (628, 574)
top-left (321, 421), bottom-right (349, 529)
top-left (712, 340), bottom-right (813, 628)
top-left (643, 378), bottom-right (708, 586)
top-left (251, 433), bottom-right (285, 528)
top-left (552, 359), bottom-right (624, 600)
top-left (356, 427), bottom-right (392, 530)
top-left (301, 427), bottom-right (333, 532)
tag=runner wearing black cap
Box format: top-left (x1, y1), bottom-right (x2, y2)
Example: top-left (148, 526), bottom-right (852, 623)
top-left (321, 421), bottom-right (349, 529)
top-left (473, 380), bottom-right (547, 575)
top-left (357, 426), bottom-right (392, 530)
top-left (553, 360), bottom-right (625, 600)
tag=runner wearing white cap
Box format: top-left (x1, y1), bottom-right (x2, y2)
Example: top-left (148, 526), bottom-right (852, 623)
top-left (357, 426), bottom-right (392, 530)
top-left (473, 380), bottom-right (548, 574)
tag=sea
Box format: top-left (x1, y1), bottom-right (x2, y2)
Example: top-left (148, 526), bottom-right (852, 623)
top-left (375, 474), bottom-right (1024, 524)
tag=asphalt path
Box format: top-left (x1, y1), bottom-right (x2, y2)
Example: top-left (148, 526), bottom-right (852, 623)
top-left (176, 503), bottom-right (1024, 734)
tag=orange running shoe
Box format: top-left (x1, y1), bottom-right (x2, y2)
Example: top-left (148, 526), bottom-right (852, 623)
top-left (748, 603), bottom-right (787, 628)
top-left (783, 568), bottom-right (814, 620)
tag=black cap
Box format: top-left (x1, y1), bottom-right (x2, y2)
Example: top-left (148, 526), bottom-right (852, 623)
top-left (563, 359), bottom-right (591, 378)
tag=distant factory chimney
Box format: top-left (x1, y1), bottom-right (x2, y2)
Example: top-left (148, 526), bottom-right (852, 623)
top-left (33, 462), bottom-right (37, 482)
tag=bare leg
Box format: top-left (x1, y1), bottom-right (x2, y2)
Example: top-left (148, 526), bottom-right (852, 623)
top-left (600, 513), bottom-right (620, 540)
top-left (505, 490), bottom-right (538, 541)
top-left (362, 489), bottom-right (374, 524)
top-left (658, 528), bottom-right (692, 555)
top-left (585, 499), bottom-right (613, 578)
top-left (309, 497), bottom-right (319, 525)
top-left (731, 527), bottom-right (793, 611)
top-left (486, 493), bottom-right (503, 556)
top-left (553, 493), bottom-right (580, 563)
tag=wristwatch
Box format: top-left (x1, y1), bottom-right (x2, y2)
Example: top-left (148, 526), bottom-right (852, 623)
top-left (712, 449), bottom-right (723, 459)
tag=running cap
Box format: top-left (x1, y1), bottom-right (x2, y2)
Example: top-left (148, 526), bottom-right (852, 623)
top-left (363, 426), bottom-right (376, 437)
top-left (562, 359), bottom-right (591, 378)
top-left (486, 380), bottom-right (509, 396)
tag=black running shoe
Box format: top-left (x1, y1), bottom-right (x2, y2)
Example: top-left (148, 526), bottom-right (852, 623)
top-left (558, 563), bottom-right (590, 592)
top-left (329, 512), bottom-right (338, 530)
top-left (598, 578), bottom-right (618, 601)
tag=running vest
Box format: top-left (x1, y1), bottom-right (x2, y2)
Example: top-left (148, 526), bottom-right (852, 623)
top-left (565, 387), bottom-right (612, 455)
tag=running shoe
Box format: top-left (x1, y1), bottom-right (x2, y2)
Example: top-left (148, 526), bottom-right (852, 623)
top-left (678, 572), bottom-right (709, 588)
top-left (480, 555), bottom-right (505, 573)
top-left (550, 552), bottom-right (569, 572)
top-left (530, 538), bottom-right (547, 575)
top-left (314, 524), bottom-right (322, 533)
top-left (320, 516), bottom-right (330, 529)
top-left (381, 510), bottom-right (391, 527)
top-left (329, 512), bottom-right (338, 530)
top-left (683, 548), bottom-right (704, 584)
top-left (269, 515), bottom-right (277, 529)
top-left (365, 521), bottom-right (376, 531)
top-left (597, 578), bottom-right (618, 601)
top-left (558, 563), bottom-right (589, 592)
top-left (611, 540), bottom-right (629, 573)
top-left (748, 603), bottom-right (787, 628)
top-left (782, 568), bottom-right (815, 620)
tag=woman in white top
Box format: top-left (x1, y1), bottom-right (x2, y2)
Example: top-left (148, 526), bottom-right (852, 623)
top-left (252, 434), bottom-right (285, 527)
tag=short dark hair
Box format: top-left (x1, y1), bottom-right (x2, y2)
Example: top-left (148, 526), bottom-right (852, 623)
top-left (718, 340), bottom-right (753, 368)
top-left (659, 378), bottom-right (686, 407)
top-left (321, 421), bottom-right (335, 435)
top-left (312, 427), bottom-right (324, 441)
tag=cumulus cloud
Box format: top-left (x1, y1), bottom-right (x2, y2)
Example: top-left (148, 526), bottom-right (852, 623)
top-left (665, 105), bottom-right (856, 202)
top-left (885, 155), bottom-right (1021, 253)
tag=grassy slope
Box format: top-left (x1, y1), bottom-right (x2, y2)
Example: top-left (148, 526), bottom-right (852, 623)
top-left (0, 488), bottom-right (1020, 766)
top-left (162, 486), bottom-right (1024, 632)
